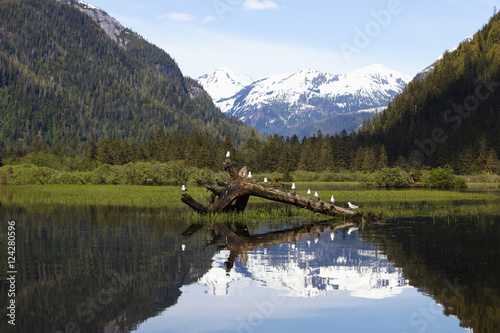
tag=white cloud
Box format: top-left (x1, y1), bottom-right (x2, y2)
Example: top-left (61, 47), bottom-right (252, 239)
top-left (202, 16), bottom-right (218, 23)
top-left (243, 0), bottom-right (279, 10)
top-left (158, 12), bottom-right (196, 22)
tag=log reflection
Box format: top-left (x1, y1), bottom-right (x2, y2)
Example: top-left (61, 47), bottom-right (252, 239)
top-left (182, 220), bottom-right (357, 274)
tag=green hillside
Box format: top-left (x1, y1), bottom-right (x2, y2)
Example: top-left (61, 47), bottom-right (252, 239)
top-left (361, 13), bottom-right (500, 173)
top-left (0, 0), bottom-right (257, 147)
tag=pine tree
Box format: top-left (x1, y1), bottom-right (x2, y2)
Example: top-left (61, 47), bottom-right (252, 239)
top-left (486, 148), bottom-right (500, 174)
top-left (362, 147), bottom-right (377, 173)
top-left (477, 135), bottom-right (490, 171)
top-left (378, 145), bottom-right (389, 170)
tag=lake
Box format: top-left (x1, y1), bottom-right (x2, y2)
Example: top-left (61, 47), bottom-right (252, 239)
top-left (0, 185), bottom-right (499, 332)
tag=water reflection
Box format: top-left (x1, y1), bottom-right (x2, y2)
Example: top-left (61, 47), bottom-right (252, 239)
top-left (0, 200), bottom-right (498, 332)
top-left (182, 222), bottom-right (408, 299)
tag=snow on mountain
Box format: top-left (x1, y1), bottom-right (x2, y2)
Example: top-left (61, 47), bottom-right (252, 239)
top-left (198, 229), bottom-right (408, 299)
top-left (198, 65), bottom-right (411, 137)
top-left (198, 68), bottom-right (253, 103)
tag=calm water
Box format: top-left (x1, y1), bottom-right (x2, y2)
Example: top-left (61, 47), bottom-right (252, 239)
top-left (1, 190), bottom-right (499, 332)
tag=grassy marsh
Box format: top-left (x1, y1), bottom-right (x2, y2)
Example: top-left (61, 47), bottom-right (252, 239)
top-left (1, 184), bottom-right (498, 221)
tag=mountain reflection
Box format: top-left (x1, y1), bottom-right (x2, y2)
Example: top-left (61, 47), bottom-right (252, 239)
top-left (1, 200), bottom-right (498, 333)
top-left (182, 221), bottom-right (408, 299)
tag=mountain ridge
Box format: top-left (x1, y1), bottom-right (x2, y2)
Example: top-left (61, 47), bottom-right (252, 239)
top-left (199, 65), bottom-right (411, 137)
top-left (0, 0), bottom-right (258, 147)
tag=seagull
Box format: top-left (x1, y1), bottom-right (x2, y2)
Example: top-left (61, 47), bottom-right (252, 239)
top-left (181, 244), bottom-right (186, 251)
top-left (307, 189), bottom-right (311, 195)
top-left (347, 227), bottom-right (359, 235)
top-left (291, 183), bottom-right (296, 190)
top-left (181, 184), bottom-right (186, 192)
top-left (348, 202), bottom-right (359, 209)
top-left (248, 171), bottom-right (252, 179)
top-left (330, 195), bottom-right (336, 204)
top-left (314, 191), bottom-right (319, 199)
top-left (264, 177), bottom-right (268, 184)
top-left (226, 151), bottom-right (230, 158)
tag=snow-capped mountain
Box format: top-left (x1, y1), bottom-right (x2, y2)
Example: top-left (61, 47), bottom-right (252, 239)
top-left (198, 228), bottom-right (408, 299)
top-left (198, 68), bottom-right (253, 102)
top-left (198, 65), bottom-right (411, 137)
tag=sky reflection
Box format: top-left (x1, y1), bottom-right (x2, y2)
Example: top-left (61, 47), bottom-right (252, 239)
top-left (135, 227), bottom-right (467, 333)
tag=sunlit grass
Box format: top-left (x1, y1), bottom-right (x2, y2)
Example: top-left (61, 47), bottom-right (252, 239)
top-left (1, 184), bottom-right (498, 220)
top-left (0, 184), bottom-right (192, 208)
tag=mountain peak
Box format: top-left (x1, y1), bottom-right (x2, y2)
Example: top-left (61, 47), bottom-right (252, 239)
top-left (61, 0), bottom-right (129, 49)
top-left (348, 64), bottom-right (408, 77)
top-left (198, 65), bottom-right (411, 136)
top-left (198, 68), bottom-right (253, 102)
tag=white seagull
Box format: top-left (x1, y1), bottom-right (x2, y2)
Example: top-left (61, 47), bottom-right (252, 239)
top-left (307, 189), bottom-right (311, 195)
top-left (291, 183), bottom-right (296, 190)
top-left (347, 202), bottom-right (359, 209)
top-left (314, 191), bottom-right (319, 199)
top-left (226, 151), bottom-right (230, 158)
top-left (347, 227), bottom-right (359, 235)
top-left (248, 171), bottom-right (252, 179)
top-left (264, 177), bottom-right (268, 184)
top-left (181, 184), bottom-right (186, 192)
top-left (330, 195), bottom-right (336, 203)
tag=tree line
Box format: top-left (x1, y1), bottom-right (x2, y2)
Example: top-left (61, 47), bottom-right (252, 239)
top-left (1, 128), bottom-right (498, 176)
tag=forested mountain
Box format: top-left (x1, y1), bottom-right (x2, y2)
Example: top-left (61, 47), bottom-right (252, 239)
top-left (359, 14), bottom-right (500, 173)
top-left (0, 0), bottom-right (257, 147)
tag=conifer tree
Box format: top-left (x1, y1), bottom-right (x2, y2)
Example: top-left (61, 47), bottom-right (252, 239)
top-left (378, 145), bottom-right (389, 170)
top-left (486, 148), bottom-right (500, 174)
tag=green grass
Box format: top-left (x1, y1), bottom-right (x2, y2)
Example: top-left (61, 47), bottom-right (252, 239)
top-left (1, 184), bottom-right (499, 220)
top-left (0, 184), bottom-right (193, 208)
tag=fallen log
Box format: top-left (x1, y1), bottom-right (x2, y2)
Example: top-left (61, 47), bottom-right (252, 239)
top-left (181, 159), bottom-right (373, 221)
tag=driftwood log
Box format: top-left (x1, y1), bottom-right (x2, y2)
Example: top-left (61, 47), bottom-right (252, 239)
top-left (181, 159), bottom-right (379, 221)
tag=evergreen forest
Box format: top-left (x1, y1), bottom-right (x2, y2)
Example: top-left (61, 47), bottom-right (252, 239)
top-left (1, 0), bottom-right (500, 184)
top-left (0, 0), bottom-right (256, 147)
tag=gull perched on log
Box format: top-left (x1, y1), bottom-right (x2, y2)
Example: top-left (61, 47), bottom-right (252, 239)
top-left (307, 189), bottom-right (311, 195)
top-left (348, 202), bottom-right (359, 209)
top-left (226, 151), bottom-right (230, 158)
top-left (330, 195), bottom-right (336, 203)
top-left (314, 191), bottom-right (319, 200)
top-left (248, 171), bottom-right (252, 179)
top-left (264, 177), bottom-right (268, 184)
top-left (291, 183), bottom-right (296, 190)
top-left (181, 185), bottom-right (187, 192)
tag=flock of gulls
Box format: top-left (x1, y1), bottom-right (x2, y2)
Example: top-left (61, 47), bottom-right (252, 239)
top-left (181, 151), bottom-right (360, 210)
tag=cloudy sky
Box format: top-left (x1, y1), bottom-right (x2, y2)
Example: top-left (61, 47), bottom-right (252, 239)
top-left (87, 0), bottom-right (496, 79)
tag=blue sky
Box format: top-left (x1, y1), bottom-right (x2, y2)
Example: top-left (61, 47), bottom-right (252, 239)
top-left (87, 0), bottom-right (496, 79)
